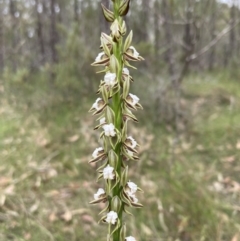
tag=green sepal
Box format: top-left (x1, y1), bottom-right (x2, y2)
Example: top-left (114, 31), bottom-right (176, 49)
top-left (120, 190), bottom-right (132, 206)
top-left (121, 21), bottom-right (127, 36)
top-left (119, 0), bottom-right (130, 16)
top-left (96, 68), bottom-right (108, 74)
top-left (123, 31), bottom-right (133, 53)
top-left (111, 219), bottom-right (121, 236)
top-left (106, 106), bottom-right (115, 123)
top-left (102, 86), bottom-right (109, 102)
top-left (122, 75), bottom-right (130, 100)
top-left (109, 55), bottom-right (119, 74)
top-left (111, 196), bottom-right (122, 213)
top-left (108, 150), bottom-right (118, 169)
top-left (120, 223), bottom-right (127, 241)
top-left (89, 196), bottom-right (107, 204)
top-left (121, 121), bottom-right (128, 142)
top-left (110, 172), bottom-right (120, 192)
top-left (110, 83), bottom-right (120, 97)
top-left (124, 59), bottom-right (137, 70)
top-left (137, 187), bottom-right (144, 193)
top-left (121, 166), bottom-right (128, 187)
top-left (132, 202), bottom-right (143, 208)
top-left (98, 214), bottom-right (107, 224)
top-left (102, 38), bottom-right (111, 57)
top-left (101, 4), bottom-right (114, 22)
top-left (96, 173), bottom-right (103, 182)
top-left (98, 202), bottom-right (110, 215)
top-left (123, 204), bottom-right (133, 216)
top-left (97, 160), bottom-right (108, 172)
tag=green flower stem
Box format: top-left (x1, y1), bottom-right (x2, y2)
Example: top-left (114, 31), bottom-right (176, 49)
top-left (112, 1), bottom-right (124, 240)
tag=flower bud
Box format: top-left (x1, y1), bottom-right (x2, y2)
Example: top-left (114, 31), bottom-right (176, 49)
top-left (123, 77), bottom-right (130, 99)
top-left (121, 21), bottom-right (127, 36)
top-left (108, 150), bottom-right (118, 169)
top-left (89, 147), bottom-right (106, 164)
top-left (119, 0), bottom-right (130, 16)
top-left (92, 52), bottom-right (110, 66)
top-left (100, 33), bottom-right (113, 53)
top-left (106, 106), bottom-right (115, 124)
top-left (121, 166), bottom-right (129, 187)
top-left (101, 4), bottom-right (114, 22)
top-left (125, 93), bottom-right (143, 110)
top-left (123, 31), bottom-right (133, 53)
top-left (110, 19), bottom-right (121, 42)
top-left (89, 98), bottom-right (106, 115)
top-left (109, 55), bottom-right (119, 74)
top-left (111, 196), bottom-right (122, 213)
top-left (124, 46), bottom-right (144, 62)
top-left (120, 224), bottom-right (127, 241)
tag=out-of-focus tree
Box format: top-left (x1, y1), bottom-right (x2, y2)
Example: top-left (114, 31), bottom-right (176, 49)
top-left (0, 2), bottom-right (4, 70)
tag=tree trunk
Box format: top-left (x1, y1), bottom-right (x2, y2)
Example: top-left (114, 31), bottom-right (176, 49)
top-left (100, 0), bottom-right (109, 33)
top-left (154, 0), bottom-right (160, 62)
top-left (35, 0), bottom-right (45, 64)
top-left (50, 0), bottom-right (58, 64)
top-left (162, 0), bottom-right (176, 80)
top-left (74, 0), bottom-right (79, 22)
top-left (140, 0), bottom-right (150, 42)
top-left (0, 4), bottom-right (4, 70)
top-left (208, 1), bottom-right (217, 70)
top-left (9, 0), bottom-right (17, 71)
top-left (229, 2), bottom-right (236, 60)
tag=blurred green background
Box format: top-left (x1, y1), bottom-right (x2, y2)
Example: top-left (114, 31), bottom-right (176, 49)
top-left (0, 0), bottom-right (240, 240)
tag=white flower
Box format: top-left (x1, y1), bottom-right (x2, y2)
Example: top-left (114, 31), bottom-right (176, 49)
top-left (129, 46), bottom-right (139, 58)
top-left (127, 181), bottom-right (138, 194)
top-left (94, 188), bottom-right (105, 200)
top-left (123, 68), bottom-right (130, 75)
top-left (106, 211), bottom-right (118, 225)
top-left (126, 236), bottom-right (136, 241)
top-left (126, 136), bottom-right (137, 149)
top-left (111, 20), bottom-right (120, 38)
top-left (92, 98), bottom-right (103, 111)
top-left (92, 147), bottom-right (104, 159)
top-left (127, 150), bottom-right (134, 157)
top-left (95, 52), bottom-right (105, 62)
top-left (104, 72), bottom-right (116, 87)
top-left (130, 194), bottom-right (138, 203)
top-left (103, 123), bottom-right (116, 137)
top-left (129, 93), bottom-right (139, 106)
top-left (99, 117), bottom-right (106, 125)
top-left (103, 165), bottom-right (115, 180)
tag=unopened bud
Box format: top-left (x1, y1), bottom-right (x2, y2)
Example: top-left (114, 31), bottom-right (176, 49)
top-left (101, 4), bottom-right (114, 22)
top-left (111, 196), bottom-right (122, 213)
top-left (121, 166), bottom-right (128, 187)
top-left (120, 224), bottom-right (127, 241)
top-left (119, 0), bottom-right (130, 16)
top-left (109, 55), bottom-right (119, 74)
top-left (108, 150), bottom-right (118, 169)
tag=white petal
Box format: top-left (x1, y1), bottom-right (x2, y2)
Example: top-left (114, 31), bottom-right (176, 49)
top-left (94, 188), bottom-right (105, 200)
top-left (129, 46), bottom-right (139, 58)
top-left (127, 181), bottom-right (138, 194)
top-left (103, 165), bottom-right (114, 180)
top-left (92, 147), bottom-right (104, 159)
top-left (127, 136), bottom-right (137, 149)
top-left (123, 68), bottom-right (130, 75)
top-left (95, 52), bottom-right (105, 62)
top-left (106, 211), bottom-right (118, 225)
top-left (126, 236), bottom-right (136, 241)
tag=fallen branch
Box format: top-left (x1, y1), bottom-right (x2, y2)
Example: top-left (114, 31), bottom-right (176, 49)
top-left (187, 20), bottom-right (240, 61)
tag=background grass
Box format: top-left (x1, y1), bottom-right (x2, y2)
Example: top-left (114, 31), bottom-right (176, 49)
top-left (0, 70), bottom-right (240, 241)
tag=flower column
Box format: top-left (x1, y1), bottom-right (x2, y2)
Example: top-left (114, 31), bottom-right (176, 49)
top-left (89, 0), bottom-right (144, 241)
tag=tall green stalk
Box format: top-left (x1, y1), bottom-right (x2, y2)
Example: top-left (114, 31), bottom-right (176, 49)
top-left (89, 1), bottom-right (144, 241)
